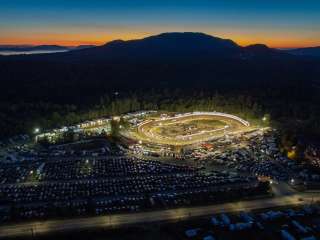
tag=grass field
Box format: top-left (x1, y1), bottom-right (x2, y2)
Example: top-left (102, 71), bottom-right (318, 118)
top-left (153, 119), bottom-right (226, 137)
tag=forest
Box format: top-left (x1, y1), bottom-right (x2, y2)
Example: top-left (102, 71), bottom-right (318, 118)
top-left (1, 88), bottom-right (319, 142)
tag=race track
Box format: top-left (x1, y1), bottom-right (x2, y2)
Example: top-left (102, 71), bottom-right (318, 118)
top-left (125, 112), bottom-right (250, 146)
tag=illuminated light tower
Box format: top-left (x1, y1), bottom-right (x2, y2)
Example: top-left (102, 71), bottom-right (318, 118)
top-left (113, 116), bottom-right (120, 122)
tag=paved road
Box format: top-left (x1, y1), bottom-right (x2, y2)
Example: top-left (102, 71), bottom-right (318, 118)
top-left (271, 181), bottom-right (297, 196)
top-left (1, 192), bottom-right (319, 238)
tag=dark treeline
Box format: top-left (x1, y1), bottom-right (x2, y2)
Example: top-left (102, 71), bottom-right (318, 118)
top-left (0, 88), bottom-right (319, 139)
top-left (1, 56), bottom-right (319, 105)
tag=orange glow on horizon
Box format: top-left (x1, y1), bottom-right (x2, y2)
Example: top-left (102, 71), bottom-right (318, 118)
top-left (0, 36), bottom-right (107, 47)
top-left (0, 32), bottom-right (319, 49)
top-left (235, 38), bottom-right (320, 49)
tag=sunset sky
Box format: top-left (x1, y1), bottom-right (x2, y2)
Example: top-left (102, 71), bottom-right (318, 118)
top-left (0, 0), bottom-right (319, 48)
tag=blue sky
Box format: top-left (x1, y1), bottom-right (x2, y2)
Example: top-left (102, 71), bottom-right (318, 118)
top-left (0, 0), bottom-right (319, 47)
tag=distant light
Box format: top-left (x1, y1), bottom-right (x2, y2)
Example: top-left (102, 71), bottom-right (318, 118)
top-left (290, 178), bottom-right (295, 184)
top-left (262, 116), bottom-right (267, 122)
top-left (34, 128), bottom-right (40, 134)
top-left (30, 170), bottom-right (33, 174)
top-left (138, 140), bottom-right (142, 144)
top-left (85, 159), bottom-right (89, 164)
top-left (287, 148), bottom-right (296, 159)
top-left (270, 180), bottom-right (273, 184)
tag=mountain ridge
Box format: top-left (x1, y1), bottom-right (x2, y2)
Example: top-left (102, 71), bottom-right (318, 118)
top-left (6, 32), bottom-right (290, 62)
top-left (285, 46), bottom-right (320, 57)
top-left (1, 33), bottom-right (318, 59)
top-left (0, 44), bottom-right (96, 53)
top-left (0, 32), bottom-right (296, 60)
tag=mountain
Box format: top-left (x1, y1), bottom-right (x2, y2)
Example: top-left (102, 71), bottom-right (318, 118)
top-left (285, 47), bottom-right (320, 57)
top-left (58, 32), bottom-right (289, 62)
top-left (0, 32), bottom-right (319, 104)
top-left (49, 32), bottom-right (243, 62)
top-left (0, 32), bottom-right (288, 61)
top-left (244, 44), bottom-right (281, 56)
top-left (99, 32), bottom-right (241, 57)
top-left (0, 44), bottom-right (96, 55)
top-left (0, 45), bottom-right (69, 52)
top-left (69, 45), bottom-right (96, 50)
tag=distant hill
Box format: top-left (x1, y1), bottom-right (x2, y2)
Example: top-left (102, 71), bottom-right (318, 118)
top-left (70, 45), bottom-right (96, 50)
top-left (0, 45), bottom-right (69, 52)
top-left (285, 47), bottom-right (320, 57)
top-left (54, 32), bottom-right (289, 62)
top-left (0, 32), bottom-right (289, 60)
top-left (96, 32), bottom-right (242, 58)
top-left (0, 44), bottom-right (96, 55)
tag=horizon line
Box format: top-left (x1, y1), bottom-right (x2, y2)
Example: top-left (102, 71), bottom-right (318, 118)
top-left (0, 32), bottom-right (319, 49)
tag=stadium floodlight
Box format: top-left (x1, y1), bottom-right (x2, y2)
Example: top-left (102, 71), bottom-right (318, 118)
top-left (113, 116), bottom-right (120, 121)
top-left (34, 128), bottom-right (40, 134)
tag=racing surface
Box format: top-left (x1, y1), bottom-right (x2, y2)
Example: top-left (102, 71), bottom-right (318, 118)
top-left (125, 112), bottom-right (250, 146)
